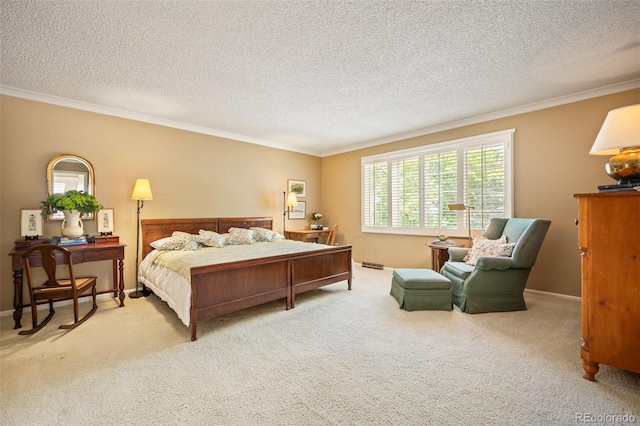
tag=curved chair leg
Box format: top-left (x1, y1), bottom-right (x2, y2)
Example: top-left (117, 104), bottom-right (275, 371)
top-left (19, 299), bottom-right (55, 335)
top-left (59, 284), bottom-right (98, 330)
top-left (58, 304), bottom-right (97, 329)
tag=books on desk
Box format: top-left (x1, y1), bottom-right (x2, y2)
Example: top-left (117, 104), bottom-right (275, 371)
top-left (52, 236), bottom-right (88, 246)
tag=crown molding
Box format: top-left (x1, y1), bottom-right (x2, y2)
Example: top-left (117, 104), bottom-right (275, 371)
top-left (3, 79), bottom-right (638, 159)
top-left (319, 79), bottom-right (640, 157)
top-left (0, 86), bottom-right (321, 157)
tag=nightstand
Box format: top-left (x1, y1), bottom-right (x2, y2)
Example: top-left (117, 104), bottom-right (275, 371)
top-left (427, 242), bottom-right (464, 271)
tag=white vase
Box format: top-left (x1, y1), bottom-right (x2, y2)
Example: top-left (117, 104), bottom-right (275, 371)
top-left (61, 210), bottom-right (84, 238)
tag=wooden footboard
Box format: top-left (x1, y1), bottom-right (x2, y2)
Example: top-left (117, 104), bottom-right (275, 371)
top-left (189, 245), bottom-right (352, 341)
top-left (290, 245), bottom-right (352, 308)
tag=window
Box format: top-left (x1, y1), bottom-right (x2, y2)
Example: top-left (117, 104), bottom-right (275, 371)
top-left (361, 129), bottom-right (514, 236)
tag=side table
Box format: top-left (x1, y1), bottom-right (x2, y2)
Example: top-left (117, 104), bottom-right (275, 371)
top-left (427, 242), bottom-right (464, 272)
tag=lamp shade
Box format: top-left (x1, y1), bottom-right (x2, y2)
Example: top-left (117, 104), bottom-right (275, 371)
top-left (286, 192), bottom-right (298, 207)
top-left (590, 104), bottom-right (640, 155)
top-left (447, 203), bottom-right (466, 210)
top-left (131, 179), bottom-right (153, 200)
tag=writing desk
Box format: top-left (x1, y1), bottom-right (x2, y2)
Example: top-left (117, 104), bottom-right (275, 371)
top-left (285, 229), bottom-right (330, 243)
top-left (9, 240), bottom-right (126, 330)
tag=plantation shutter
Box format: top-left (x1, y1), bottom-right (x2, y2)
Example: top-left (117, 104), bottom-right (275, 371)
top-left (391, 157), bottom-right (420, 228)
top-left (423, 151), bottom-right (458, 229)
top-left (361, 129), bottom-right (513, 236)
top-left (362, 161), bottom-right (388, 227)
top-left (464, 143), bottom-right (506, 230)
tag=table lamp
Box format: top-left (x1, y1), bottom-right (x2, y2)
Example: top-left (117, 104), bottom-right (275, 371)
top-left (589, 104), bottom-right (640, 189)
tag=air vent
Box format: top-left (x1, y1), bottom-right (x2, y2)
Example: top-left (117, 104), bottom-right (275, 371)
top-left (362, 262), bottom-right (384, 270)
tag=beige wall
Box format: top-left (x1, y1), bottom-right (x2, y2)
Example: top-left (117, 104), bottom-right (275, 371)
top-left (322, 89), bottom-right (640, 297)
top-left (0, 96), bottom-right (321, 312)
top-left (1, 89), bottom-right (638, 313)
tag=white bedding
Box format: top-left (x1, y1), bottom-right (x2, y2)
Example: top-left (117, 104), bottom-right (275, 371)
top-left (138, 240), bottom-right (334, 326)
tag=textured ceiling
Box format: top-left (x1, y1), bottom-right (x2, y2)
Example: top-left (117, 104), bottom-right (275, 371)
top-left (1, 1), bottom-right (639, 156)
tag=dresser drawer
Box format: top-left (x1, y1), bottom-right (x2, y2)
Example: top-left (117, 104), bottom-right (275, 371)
top-left (83, 248), bottom-right (121, 262)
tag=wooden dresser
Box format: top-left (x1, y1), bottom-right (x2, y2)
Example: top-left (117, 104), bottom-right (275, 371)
top-left (574, 191), bottom-right (640, 381)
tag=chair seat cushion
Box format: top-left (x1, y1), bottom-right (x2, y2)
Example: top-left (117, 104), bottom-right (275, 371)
top-left (392, 269), bottom-right (451, 290)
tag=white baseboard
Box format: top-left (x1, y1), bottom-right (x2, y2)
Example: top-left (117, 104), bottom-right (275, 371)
top-left (0, 290), bottom-right (133, 318)
top-left (524, 288), bottom-right (581, 302)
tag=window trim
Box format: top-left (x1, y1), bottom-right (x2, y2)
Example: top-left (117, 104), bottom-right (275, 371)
top-left (361, 129), bottom-right (514, 237)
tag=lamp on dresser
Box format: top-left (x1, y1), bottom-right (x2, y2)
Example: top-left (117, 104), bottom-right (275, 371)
top-left (283, 191), bottom-right (298, 234)
top-left (130, 179), bottom-right (153, 299)
top-left (590, 104), bottom-right (640, 191)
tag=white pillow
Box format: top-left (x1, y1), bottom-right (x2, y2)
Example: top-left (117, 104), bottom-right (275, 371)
top-left (156, 232), bottom-right (201, 251)
top-left (197, 229), bottom-right (226, 248)
top-left (250, 227), bottom-right (277, 242)
top-left (464, 235), bottom-right (514, 266)
top-left (150, 237), bottom-right (172, 249)
top-left (225, 228), bottom-right (255, 245)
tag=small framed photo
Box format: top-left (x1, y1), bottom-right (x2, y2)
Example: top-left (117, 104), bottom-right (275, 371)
top-left (287, 179), bottom-right (306, 198)
top-left (21, 209), bottom-right (44, 238)
top-left (288, 201), bottom-right (306, 220)
top-left (97, 209), bottom-right (115, 235)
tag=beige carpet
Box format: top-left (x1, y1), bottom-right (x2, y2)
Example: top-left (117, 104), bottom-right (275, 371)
top-left (1, 265), bottom-right (639, 425)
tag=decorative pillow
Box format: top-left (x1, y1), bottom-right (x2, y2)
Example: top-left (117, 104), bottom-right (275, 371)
top-left (463, 235), bottom-right (506, 260)
top-left (156, 231), bottom-right (201, 251)
top-left (150, 237), bottom-right (172, 249)
top-left (250, 227), bottom-right (277, 242)
top-left (225, 228), bottom-right (256, 245)
top-left (197, 230), bottom-right (226, 248)
top-left (464, 235), bottom-right (514, 266)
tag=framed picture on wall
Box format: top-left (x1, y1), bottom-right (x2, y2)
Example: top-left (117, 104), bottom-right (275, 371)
top-left (97, 208), bottom-right (115, 235)
top-left (288, 201), bottom-right (306, 220)
top-left (20, 209), bottom-right (44, 238)
top-left (287, 179), bottom-right (306, 197)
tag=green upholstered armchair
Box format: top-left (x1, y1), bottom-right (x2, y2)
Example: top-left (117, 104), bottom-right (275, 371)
top-left (440, 218), bottom-right (551, 313)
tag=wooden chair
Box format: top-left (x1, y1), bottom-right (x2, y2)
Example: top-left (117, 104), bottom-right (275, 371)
top-left (19, 244), bottom-right (98, 335)
top-left (326, 225), bottom-right (338, 246)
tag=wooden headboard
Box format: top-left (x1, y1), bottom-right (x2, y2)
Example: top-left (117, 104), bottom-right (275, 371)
top-left (140, 217), bottom-right (273, 259)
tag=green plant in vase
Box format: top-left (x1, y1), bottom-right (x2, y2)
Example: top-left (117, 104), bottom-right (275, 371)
top-left (41, 190), bottom-right (103, 238)
top-left (41, 190), bottom-right (102, 217)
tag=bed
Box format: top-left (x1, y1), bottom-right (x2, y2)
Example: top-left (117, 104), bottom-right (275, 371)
top-left (138, 217), bottom-right (352, 341)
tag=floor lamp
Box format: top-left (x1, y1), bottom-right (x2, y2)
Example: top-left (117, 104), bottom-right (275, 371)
top-left (283, 191), bottom-right (298, 235)
top-left (448, 203), bottom-right (474, 246)
top-left (130, 178), bottom-right (153, 299)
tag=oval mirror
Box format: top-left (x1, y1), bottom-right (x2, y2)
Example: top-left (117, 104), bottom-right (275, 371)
top-left (46, 154), bottom-right (95, 220)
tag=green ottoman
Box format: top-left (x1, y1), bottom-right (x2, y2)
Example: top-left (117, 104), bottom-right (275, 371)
top-left (390, 269), bottom-right (452, 311)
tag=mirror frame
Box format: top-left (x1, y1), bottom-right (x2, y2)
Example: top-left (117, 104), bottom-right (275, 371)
top-left (46, 154), bottom-right (96, 220)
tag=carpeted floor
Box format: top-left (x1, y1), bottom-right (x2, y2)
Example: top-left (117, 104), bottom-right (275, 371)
top-left (1, 265), bottom-right (639, 425)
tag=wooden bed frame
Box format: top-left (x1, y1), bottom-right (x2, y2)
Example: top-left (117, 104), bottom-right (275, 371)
top-left (140, 217), bottom-right (352, 341)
